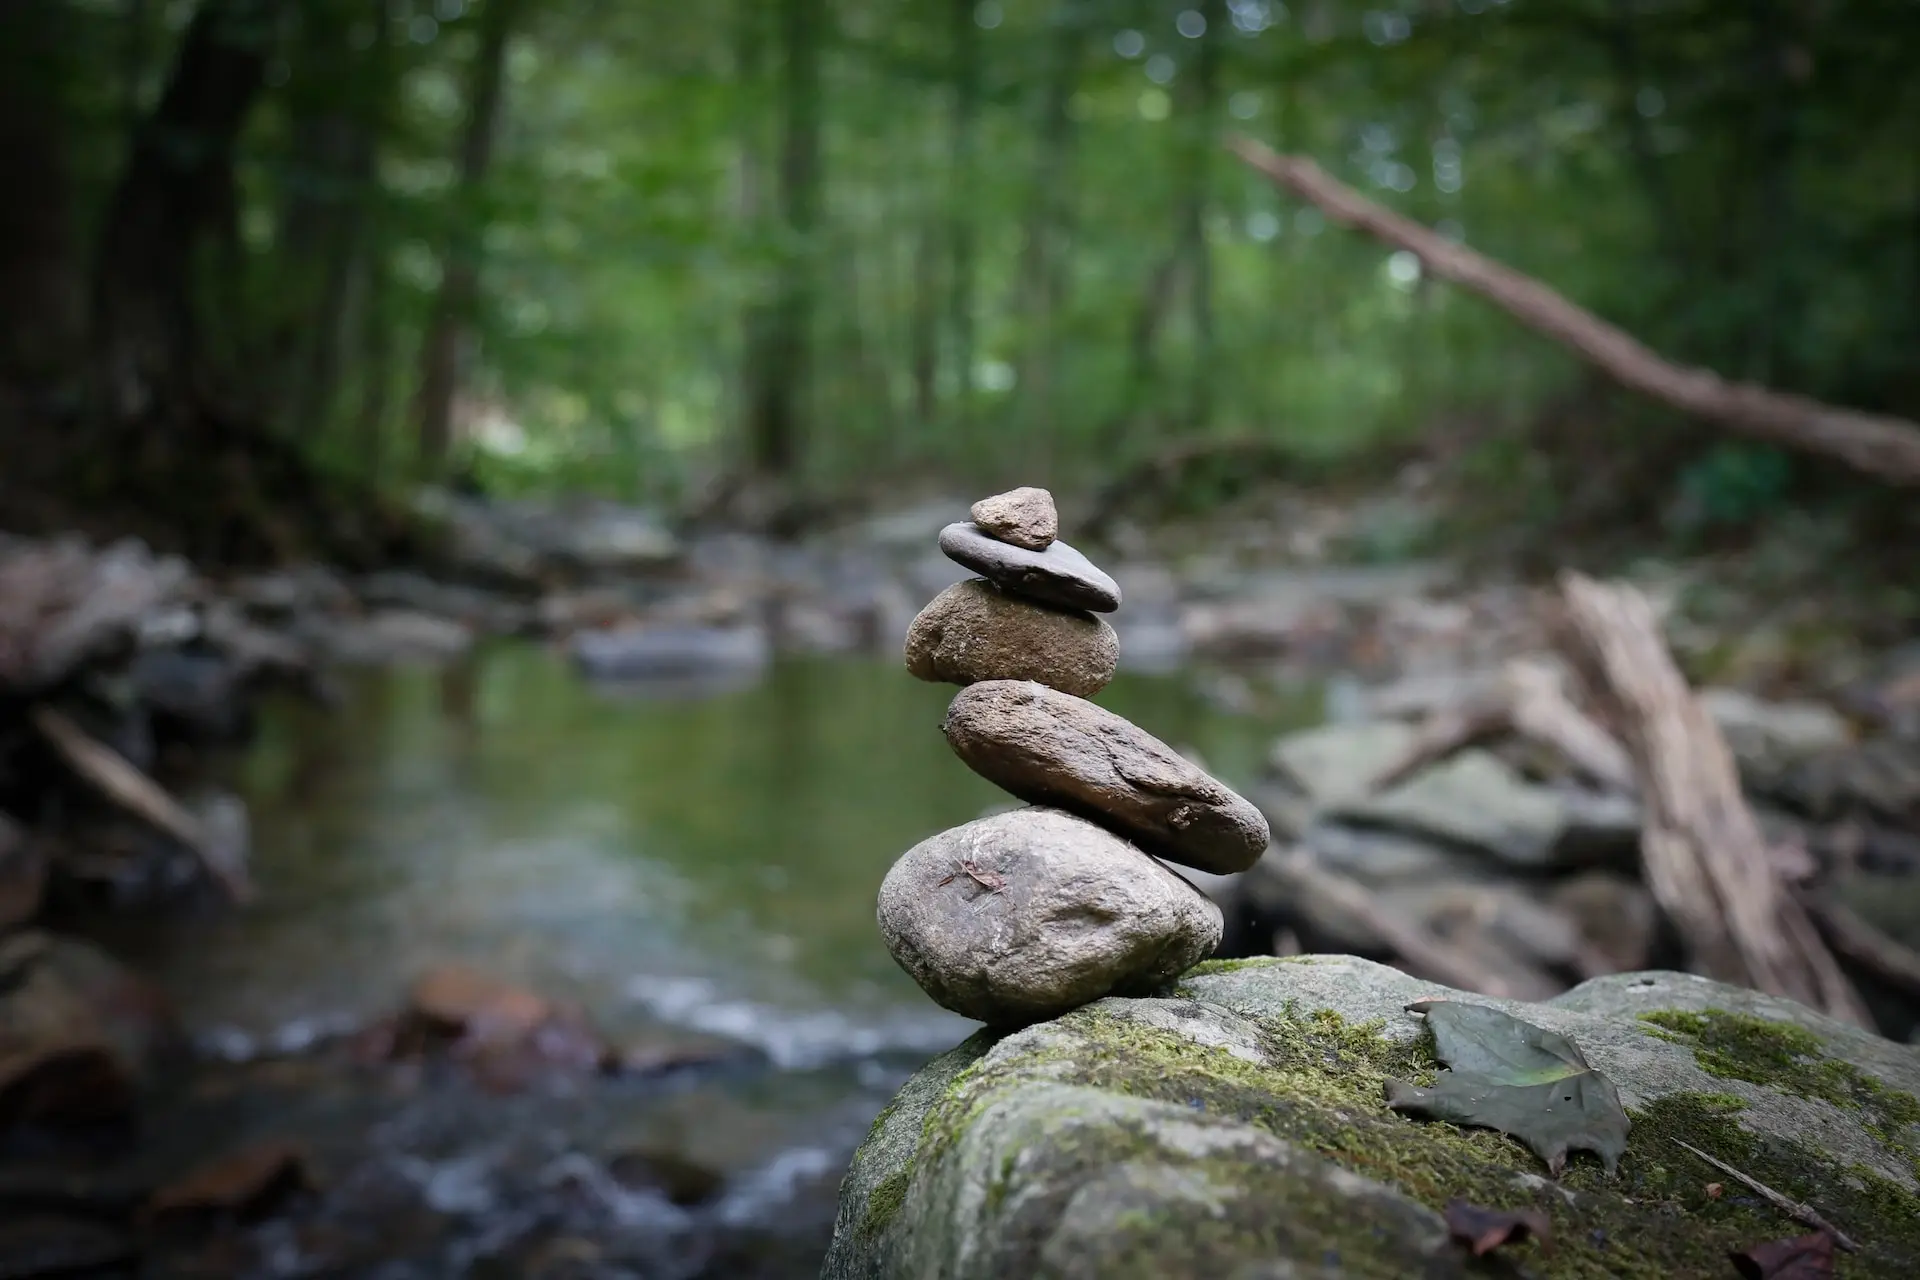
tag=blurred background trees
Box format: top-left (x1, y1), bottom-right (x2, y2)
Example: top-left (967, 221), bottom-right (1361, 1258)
top-left (3, 0), bottom-right (1916, 543)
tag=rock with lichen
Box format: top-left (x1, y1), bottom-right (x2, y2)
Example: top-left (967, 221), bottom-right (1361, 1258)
top-left (823, 956), bottom-right (1920, 1280)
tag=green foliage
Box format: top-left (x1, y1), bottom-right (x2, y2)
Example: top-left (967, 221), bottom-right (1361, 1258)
top-left (38, 0), bottom-right (1920, 508)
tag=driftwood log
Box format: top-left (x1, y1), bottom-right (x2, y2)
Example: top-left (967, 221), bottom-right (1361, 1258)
top-left (1228, 136), bottom-right (1920, 488)
top-left (1555, 573), bottom-right (1869, 1027)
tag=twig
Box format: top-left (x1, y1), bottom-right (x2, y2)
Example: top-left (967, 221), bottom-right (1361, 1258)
top-left (1364, 660), bottom-right (1636, 796)
top-left (1227, 135), bottom-right (1920, 487)
top-left (1801, 891), bottom-right (1920, 1000)
top-left (1263, 849), bottom-right (1555, 1000)
top-left (31, 705), bottom-right (252, 902)
top-left (1670, 1138), bottom-right (1860, 1252)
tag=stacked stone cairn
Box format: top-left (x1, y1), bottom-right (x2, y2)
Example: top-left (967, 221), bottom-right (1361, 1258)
top-left (879, 488), bottom-right (1271, 1028)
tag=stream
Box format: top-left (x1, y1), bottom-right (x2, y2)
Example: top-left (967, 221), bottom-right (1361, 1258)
top-left (88, 643), bottom-right (1317, 1277)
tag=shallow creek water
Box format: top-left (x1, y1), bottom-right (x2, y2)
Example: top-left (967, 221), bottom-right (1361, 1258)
top-left (97, 644), bottom-right (1318, 1277)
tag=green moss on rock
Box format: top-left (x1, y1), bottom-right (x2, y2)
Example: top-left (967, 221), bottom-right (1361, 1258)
top-left (829, 963), bottom-right (1920, 1279)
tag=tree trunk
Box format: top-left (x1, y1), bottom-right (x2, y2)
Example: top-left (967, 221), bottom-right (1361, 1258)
top-left (909, 219), bottom-right (940, 426)
top-left (0, 1), bottom-right (84, 381)
top-left (91, 0), bottom-right (283, 421)
top-left (1128, 0), bottom-right (1224, 425)
top-left (1180, 0), bottom-right (1224, 426)
top-left (745, 0), bottom-right (823, 478)
top-left (415, 0), bottom-right (518, 475)
top-left (946, 0), bottom-right (980, 431)
top-left (1230, 137), bottom-right (1920, 486)
top-left (276, 0), bottom-right (389, 442)
top-left (1012, 4), bottom-right (1085, 464)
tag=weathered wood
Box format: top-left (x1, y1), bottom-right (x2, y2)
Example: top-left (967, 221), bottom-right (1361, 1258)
top-left (1228, 137), bottom-right (1920, 487)
top-left (1365, 660), bottom-right (1636, 795)
top-left (30, 706), bottom-right (251, 903)
top-left (1555, 573), bottom-right (1867, 1026)
top-left (1261, 849), bottom-right (1557, 1001)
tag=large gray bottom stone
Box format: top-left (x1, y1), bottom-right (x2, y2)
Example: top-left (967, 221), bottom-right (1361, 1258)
top-left (825, 956), bottom-right (1920, 1280)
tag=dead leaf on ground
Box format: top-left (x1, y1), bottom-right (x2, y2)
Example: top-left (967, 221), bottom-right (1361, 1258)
top-left (1384, 999), bottom-right (1630, 1176)
top-left (147, 1140), bottom-right (315, 1222)
top-left (1730, 1232), bottom-right (1837, 1280)
top-left (1443, 1199), bottom-right (1552, 1257)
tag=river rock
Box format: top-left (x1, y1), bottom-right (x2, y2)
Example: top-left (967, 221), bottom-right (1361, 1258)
top-left (876, 808), bottom-right (1221, 1028)
top-left (969, 487), bottom-right (1057, 551)
top-left (937, 523), bottom-right (1120, 614)
top-left (824, 956), bottom-right (1920, 1280)
top-left (943, 681), bottom-right (1269, 874)
top-left (904, 580), bottom-right (1118, 697)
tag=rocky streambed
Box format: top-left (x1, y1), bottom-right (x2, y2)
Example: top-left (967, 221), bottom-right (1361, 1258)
top-left (4, 489), bottom-right (1919, 1277)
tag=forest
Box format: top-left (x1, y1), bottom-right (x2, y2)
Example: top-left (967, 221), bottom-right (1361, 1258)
top-left (4, 0), bottom-right (1917, 550)
top-left (4, 2), bottom-right (1920, 1278)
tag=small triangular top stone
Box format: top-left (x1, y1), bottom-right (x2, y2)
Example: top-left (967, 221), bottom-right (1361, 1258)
top-left (970, 487), bottom-right (1057, 551)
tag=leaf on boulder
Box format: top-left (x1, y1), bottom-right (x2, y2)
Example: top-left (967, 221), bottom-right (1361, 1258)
top-left (1730, 1233), bottom-right (1836, 1280)
top-left (1443, 1199), bottom-right (1552, 1257)
top-left (1384, 999), bottom-right (1630, 1175)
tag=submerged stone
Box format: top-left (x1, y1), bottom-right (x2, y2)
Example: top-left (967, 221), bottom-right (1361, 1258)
top-left (903, 579), bottom-right (1118, 697)
top-left (824, 957), bottom-right (1920, 1280)
top-left (876, 808), bottom-right (1221, 1029)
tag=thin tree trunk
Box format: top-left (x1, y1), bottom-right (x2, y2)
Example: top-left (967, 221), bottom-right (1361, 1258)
top-left (415, 0), bottom-right (518, 475)
top-left (1181, 0), bottom-right (1225, 426)
top-left (946, 0), bottom-right (980, 431)
top-left (0, 1), bottom-right (84, 380)
top-left (909, 219), bottom-right (940, 426)
top-left (1012, 5), bottom-right (1085, 467)
top-left (746, 0), bottom-right (822, 478)
top-left (92, 0), bottom-right (284, 421)
top-left (735, 0), bottom-right (771, 470)
top-left (1230, 137), bottom-right (1920, 486)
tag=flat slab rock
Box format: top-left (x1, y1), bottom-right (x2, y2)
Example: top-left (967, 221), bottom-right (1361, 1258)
top-left (825, 957), bottom-right (1920, 1280)
top-left (944, 681), bottom-right (1270, 874)
top-left (904, 579), bottom-right (1118, 698)
top-left (877, 807), bottom-right (1221, 1028)
top-left (969, 487), bottom-right (1058, 551)
top-left (938, 523), bottom-right (1120, 614)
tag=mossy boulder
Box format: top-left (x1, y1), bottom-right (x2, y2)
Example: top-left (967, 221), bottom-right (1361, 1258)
top-left (823, 956), bottom-right (1920, 1279)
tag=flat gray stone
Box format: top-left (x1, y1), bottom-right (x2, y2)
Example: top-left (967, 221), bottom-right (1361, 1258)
top-left (938, 523), bottom-right (1120, 613)
top-left (904, 580), bottom-right (1118, 698)
top-left (969, 487), bottom-right (1058, 551)
top-left (877, 808), bottom-right (1220, 1028)
top-left (825, 955), bottom-right (1920, 1280)
top-left (944, 681), bottom-right (1270, 874)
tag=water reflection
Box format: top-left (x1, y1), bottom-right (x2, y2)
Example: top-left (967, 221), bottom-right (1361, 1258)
top-left (112, 644), bottom-right (1303, 1058)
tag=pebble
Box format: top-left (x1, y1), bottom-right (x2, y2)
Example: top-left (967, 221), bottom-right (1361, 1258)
top-left (969, 488), bottom-right (1058, 551)
top-left (904, 579), bottom-right (1118, 698)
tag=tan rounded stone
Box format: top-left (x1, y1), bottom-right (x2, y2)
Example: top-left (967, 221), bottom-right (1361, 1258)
top-left (904, 579), bottom-right (1118, 698)
top-left (969, 487), bottom-right (1058, 550)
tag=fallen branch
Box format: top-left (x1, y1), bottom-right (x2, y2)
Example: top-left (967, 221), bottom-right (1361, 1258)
top-left (31, 706), bottom-right (252, 903)
top-left (1555, 575), bottom-right (1868, 1027)
top-left (1367, 660), bottom-right (1636, 795)
top-left (1262, 849), bottom-right (1555, 1000)
top-left (1227, 136), bottom-right (1920, 488)
top-left (1671, 1138), bottom-right (1859, 1252)
top-left (1801, 892), bottom-right (1920, 1002)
